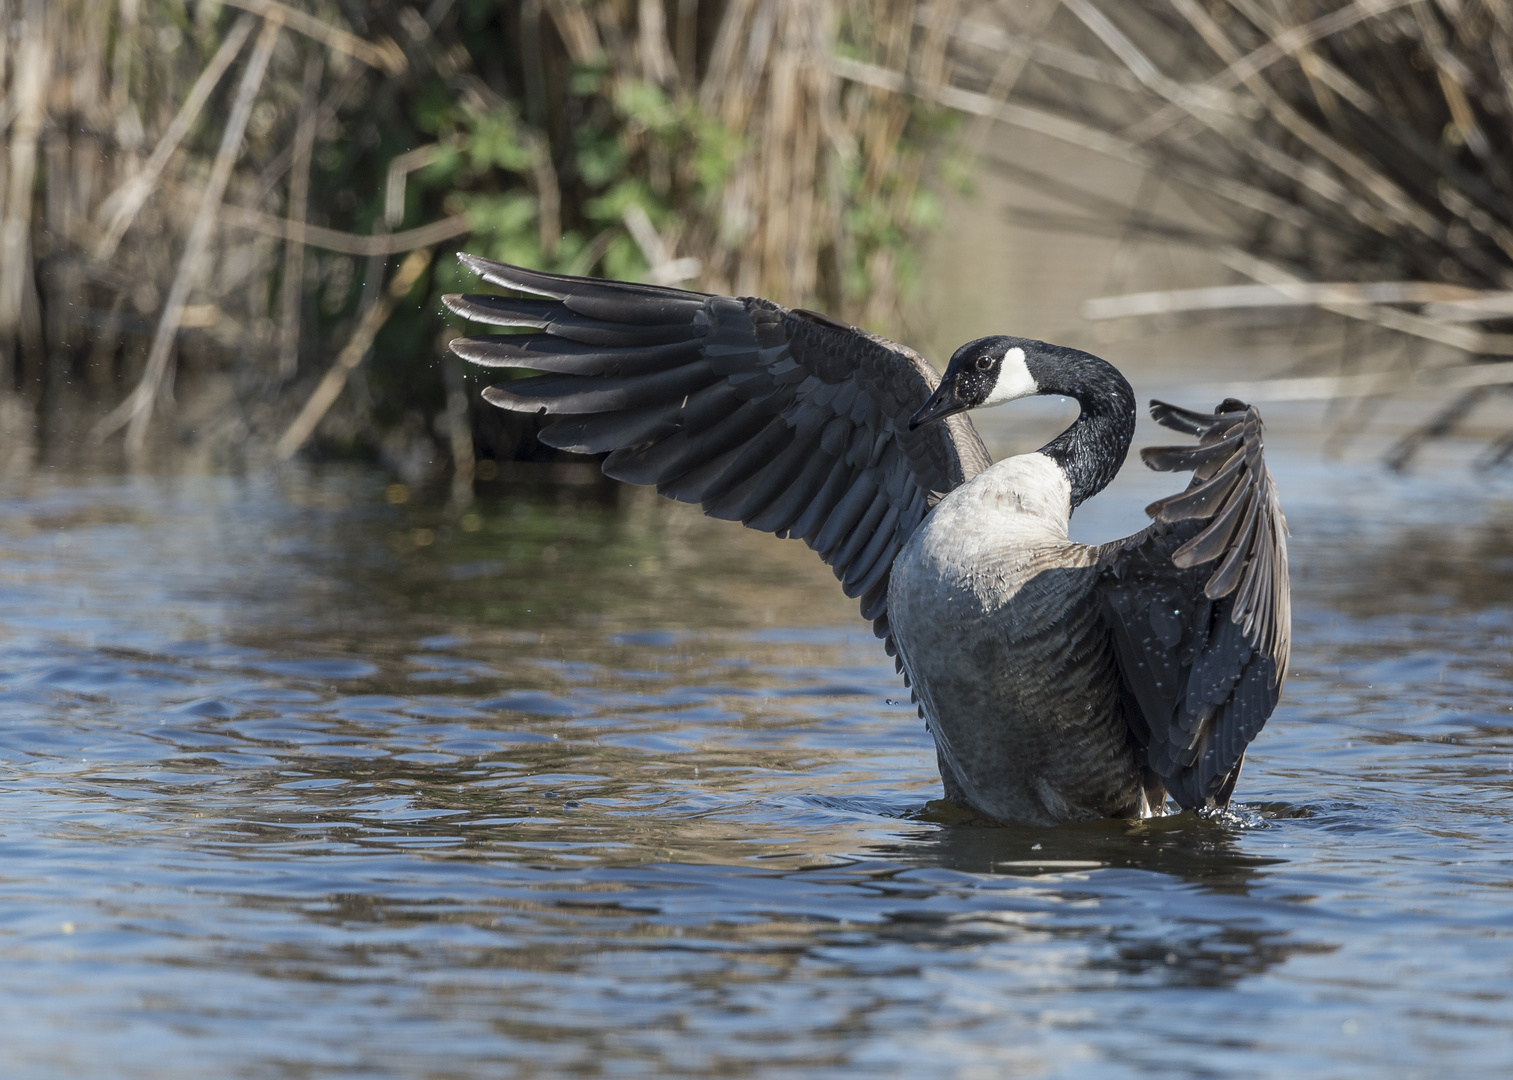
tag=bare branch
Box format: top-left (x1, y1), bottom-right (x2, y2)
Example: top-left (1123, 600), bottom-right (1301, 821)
top-left (93, 16), bottom-right (283, 457)
top-left (276, 248), bottom-right (434, 460)
top-left (92, 14), bottom-right (257, 261)
top-left (220, 0), bottom-right (405, 73)
top-left (219, 204), bottom-right (472, 255)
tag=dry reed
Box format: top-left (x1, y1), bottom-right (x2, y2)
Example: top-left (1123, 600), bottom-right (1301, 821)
top-left (0, 0), bottom-right (959, 481)
top-left (850, 0), bottom-right (1513, 465)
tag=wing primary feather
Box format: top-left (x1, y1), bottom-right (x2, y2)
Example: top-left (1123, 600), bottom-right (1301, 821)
top-left (1140, 429), bottom-right (1243, 475)
top-left (789, 462), bottom-right (855, 545)
top-left (721, 430), bottom-right (820, 523)
top-left (444, 295), bottom-right (706, 346)
top-left (454, 256), bottom-right (707, 326)
top-left (1234, 549), bottom-right (1269, 640)
top-left (1150, 398), bottom-right (1247, 436)
top-left (1149, 399), bottom-right (1220, 436)
top-left (458, 252), bottom-right (706, 303)
top-left (538, 403), bottom-right (680, 454)
top-left (562, 292), bottom-right (707, 327)
top-left (746, 450), bottom-right (837, 533)
top-left (540, 318), bottom-right (706, 347)
top-left (843, 504), bottom-right (902, 593)
top-left (846, 533), bottom-right (903, 600)
top-left (481, 361), bottom-right (719, 415)
top-left (1146, 445), bottom-right (1246, 521)
top-left (451, 334), bottom-right (702, 373)
top-left (457, 254), bottom-right (570, 299)
top-left (1172, 485), bottom-right (1254, 568)
top-left (812, 474), bottom-right (879, 556)
top-left (831, 490), bottom-right (891, 572)
top-left (698, 416), bottom-right (795, 505)
top-left (1203, 491), bottom-right (1260, 598)
top-left (442, 293), bottom-right (558, 326)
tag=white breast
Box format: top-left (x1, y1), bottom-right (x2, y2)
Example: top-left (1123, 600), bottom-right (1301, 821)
top-left (885, 451), bottom-right (1135, 825)
top-left (897, 452), bottom-right (1076, 607)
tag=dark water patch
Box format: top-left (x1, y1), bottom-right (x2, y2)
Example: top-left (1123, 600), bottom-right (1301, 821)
top-left (777, 682), bottom-right (878, 697)
top-left (255, 657), bottom-right (382, 681)
top-left (609, 630), bottom-right (687, 647)
top-left (171, 696), bottom-right (239, 718)
top-left (476, 690), bottom-right (593, 717)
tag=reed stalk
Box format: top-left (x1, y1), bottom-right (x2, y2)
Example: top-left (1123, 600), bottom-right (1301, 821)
top-left (94, 14), bottom-right (283, 459)
top-left (4, 0), bottom-right (958, 478)
top-left (844, 0), bottom-right (1513, 463)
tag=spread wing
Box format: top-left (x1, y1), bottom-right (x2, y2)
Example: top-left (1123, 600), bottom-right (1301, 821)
top-left (1096, 399), bottom-right (1290, 811)
top-left (445, 255), bottom-right (994, 648)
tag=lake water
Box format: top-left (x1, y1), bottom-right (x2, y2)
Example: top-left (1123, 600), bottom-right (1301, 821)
top-left (3, 403), bottom-right (1513, 1078)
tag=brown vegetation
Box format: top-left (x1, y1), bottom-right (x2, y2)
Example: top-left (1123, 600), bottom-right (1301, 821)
top-left (859, 0), bottom-right (1513, 465)
top-left (12, 0), bottom-right (1510, 479)
top-left (0, 0), bottom-right (956, 481)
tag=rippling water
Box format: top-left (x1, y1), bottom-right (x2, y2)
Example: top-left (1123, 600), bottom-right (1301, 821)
top-left (4, 412), bottom-right (1513, 1077)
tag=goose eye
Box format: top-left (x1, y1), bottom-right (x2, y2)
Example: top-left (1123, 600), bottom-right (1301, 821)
top-left (975, 356), bottom-right (995, 372)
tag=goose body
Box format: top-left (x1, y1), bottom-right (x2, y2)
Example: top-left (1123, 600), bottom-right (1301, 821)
top-left (446, 256), bottom-right (1290, 824)
top-left (891, 455), bottom-right (1148, 825)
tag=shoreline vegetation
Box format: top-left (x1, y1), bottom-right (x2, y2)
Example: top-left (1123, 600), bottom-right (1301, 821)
top-left (5, 1), bottom-right (1513, 483)
top-left (0, 0), bottom-right (954, 484)
top-left (929, 0), bottom-right (1513, 467)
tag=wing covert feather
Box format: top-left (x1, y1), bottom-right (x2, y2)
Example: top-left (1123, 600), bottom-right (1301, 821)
top-left (1097, 398), bottom-right (1290, 810)
top-left (446, 255), bottom-right (993, 638)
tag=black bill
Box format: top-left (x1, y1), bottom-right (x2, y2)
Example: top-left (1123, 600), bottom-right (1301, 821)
top-left (908, 382), bottom-right (968, 430)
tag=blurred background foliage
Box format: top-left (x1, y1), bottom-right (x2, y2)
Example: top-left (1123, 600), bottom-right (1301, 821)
top-left (919, 0), bottom-right (1513, 468)
top-left (0, 0), bottom-right (958, 482)
top-left (8, 0), bottom-right (1513, 484)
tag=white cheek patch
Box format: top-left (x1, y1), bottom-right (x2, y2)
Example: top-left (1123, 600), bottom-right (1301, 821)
top-left (981, 346), bottom-right (1038, 407)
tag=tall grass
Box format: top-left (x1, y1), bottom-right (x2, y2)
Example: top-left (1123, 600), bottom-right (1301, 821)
top-left (861, 0), bottom-right (1513, 464)
top-left (0, 0), bottom-right (957, 479)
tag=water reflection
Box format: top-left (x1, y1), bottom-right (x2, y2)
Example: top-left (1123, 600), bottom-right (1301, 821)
top-left (886, 812), bottom-right (1280, 887)
top-left (3, 451), bottom-right (1513, 1075)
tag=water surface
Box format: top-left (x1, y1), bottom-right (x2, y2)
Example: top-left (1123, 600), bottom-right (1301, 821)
top-left (3, 412), bottom-right (1513, 1077)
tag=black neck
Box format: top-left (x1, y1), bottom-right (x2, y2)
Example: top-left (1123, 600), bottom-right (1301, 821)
top-left (1034, 352), bottom-right (1136, 509)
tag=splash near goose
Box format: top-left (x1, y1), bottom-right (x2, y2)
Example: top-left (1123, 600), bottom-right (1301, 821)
top-left (446, 255), bottom-right (1290, 826)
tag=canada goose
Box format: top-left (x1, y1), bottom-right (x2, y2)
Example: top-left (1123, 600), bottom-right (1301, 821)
top-left (445, 255), bottom-right (1290, 825)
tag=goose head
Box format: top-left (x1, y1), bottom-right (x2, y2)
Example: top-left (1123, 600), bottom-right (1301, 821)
top-left (909, 336), bottom-right (1126, 428)
top-left (910, 336), bottom-right (1137, 508)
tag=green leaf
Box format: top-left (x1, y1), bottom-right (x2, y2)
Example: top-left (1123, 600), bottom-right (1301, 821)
top-left (465, 110), bottom-right (533, 173)
top-left (614, 80), bottom-right (678, 134)
top-left (575, 132), bottom-right (626, 189)
top-left (411, 82), bottom-right (457, 135)
top-left (689, 115), bottom-right (743, 191)
top-left (909, 188), bottom-right (942, 229)
top-left (465, 191), bottom-right (538, 236)
top-left (417, 144), bottom-right (465, 187)
top-left (570, 63), bottom-right (607, 96)
top-left (584, 178), bottom-right (655, 225)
